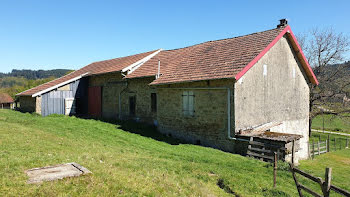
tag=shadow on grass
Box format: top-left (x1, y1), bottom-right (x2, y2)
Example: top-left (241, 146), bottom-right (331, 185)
top-left (115, 120), bottom-right (185, 145)
top-left (42, 112), bottom-right (187, 145)
top-left (76, 115), bottom-right (186, 145)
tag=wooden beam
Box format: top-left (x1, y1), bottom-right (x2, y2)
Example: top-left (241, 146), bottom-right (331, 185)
top-left (298, 184), bottom-right (323, 197)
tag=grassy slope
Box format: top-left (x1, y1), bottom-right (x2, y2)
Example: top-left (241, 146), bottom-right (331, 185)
top-left (0, 110), bottom-right (349, 196)
top-left (312, 114), bottom-right (350, 133)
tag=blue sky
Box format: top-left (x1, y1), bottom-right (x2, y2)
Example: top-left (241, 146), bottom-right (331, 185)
top-left (1, 0), bottom-right (349, 73)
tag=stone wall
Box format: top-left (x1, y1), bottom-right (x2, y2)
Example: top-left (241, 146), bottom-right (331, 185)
top-left (19, 96), bottom-right (36, 113)
top-left (156, 79), bottom-right (235, 152)
top-left (88, 73), bottom-right (157, 122)
top-left (120, 77), bottom-right (157, 124)
top-left (234, 35), bottom-right (310, 160)
top-left (89, 72), bottom-right (124, 119)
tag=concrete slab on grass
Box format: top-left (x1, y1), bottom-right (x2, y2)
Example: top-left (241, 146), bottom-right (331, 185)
top-left (26, 162), bottom-right (91, 184)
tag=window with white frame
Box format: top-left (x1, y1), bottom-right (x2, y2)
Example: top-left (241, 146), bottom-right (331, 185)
top-left (182, 91), bottom-right (194, 116)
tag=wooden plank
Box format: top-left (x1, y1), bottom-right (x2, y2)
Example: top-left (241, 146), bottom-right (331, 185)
top-left (248, 140), bottom-right (286, 150)
top-left (299, 184), bottom-right (323, 197)
top-left (330, 185), bottom-right (350, 196)
top-left (293, 168), bottom-right (323, 183)
top-left (248, 147), bottom-right (273, 154)
top-left (247, 151), bottom-right (274, 160)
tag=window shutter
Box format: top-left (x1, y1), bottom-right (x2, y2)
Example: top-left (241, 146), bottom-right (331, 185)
top-left (183, 91), bottom-right (188, 115)
top-left (188, 91), bottom-right (194, 116)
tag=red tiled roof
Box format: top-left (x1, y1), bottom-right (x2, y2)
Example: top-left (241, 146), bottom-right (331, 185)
top-left (0, 93), bottom-right (14, 103)
top-left (17, 50), bottom-right (158, 96)
top-left (148, 27), bottom-right (285, 85)
top-left (17, 25), bottom-right (318, 96)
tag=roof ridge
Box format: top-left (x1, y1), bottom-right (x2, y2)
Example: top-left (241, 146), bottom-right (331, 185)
top-left (89, 49), bottom-right (160, 65)
top-left (16, 70), bottom-right (79, 96)
top-left (165, 26), bottom-right (286, 52)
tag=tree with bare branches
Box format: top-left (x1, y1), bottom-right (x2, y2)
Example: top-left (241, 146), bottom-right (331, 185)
top-left (297, 28), bottom-right (350, 136)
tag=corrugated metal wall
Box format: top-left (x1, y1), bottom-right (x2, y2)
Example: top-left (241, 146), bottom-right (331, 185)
top-left (41, 78), bottom-right (88, 116)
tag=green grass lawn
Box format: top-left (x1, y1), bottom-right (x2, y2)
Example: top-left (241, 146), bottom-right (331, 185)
top-left (312, 114), bottom-right (350, 133)
top-left (0, 110), bottom-right (349, 196)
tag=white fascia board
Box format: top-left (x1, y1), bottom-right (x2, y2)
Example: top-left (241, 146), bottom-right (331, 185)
top-left (121, 49), bottom-right (162, 74)
top-left (32, 72), bottom-right (89, 97)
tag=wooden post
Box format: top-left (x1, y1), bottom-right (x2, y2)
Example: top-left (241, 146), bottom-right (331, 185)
top-left (323, 168), bottom-right (332, 197)
top-left (248, 137), bottom-right (253, 157)
top-left (292, 140), bottom-right (295, 164)
top-left (346, 138), bottom-right (349, 149)
top-left (327, 135), bottom-right (330, 152)
top-left (312, 140), bottom-right (315, 159)
top-left (317, 140), bottom-right (320, 155)
top-left (318, 135), bottom-right (321, 142)
top-left (274, 152), bottom-right (277, 188)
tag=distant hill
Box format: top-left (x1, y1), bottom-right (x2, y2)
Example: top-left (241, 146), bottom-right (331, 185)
top-left (0, 69), bottom-right (73, 98)
top-left (0, 69), bottom-right (73, 80)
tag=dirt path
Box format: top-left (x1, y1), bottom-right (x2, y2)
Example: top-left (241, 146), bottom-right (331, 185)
top-left (312, 129), bottom-right (350, 137)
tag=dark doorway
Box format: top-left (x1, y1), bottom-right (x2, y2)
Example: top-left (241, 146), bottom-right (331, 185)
top-left (88, 86), bottom-right (102, 117)
top-left (151, 93), bottom-right (157, 113)
top-left (129, 96), bottom-right (136, 116)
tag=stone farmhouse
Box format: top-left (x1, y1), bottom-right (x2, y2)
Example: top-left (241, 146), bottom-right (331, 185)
top-left (17, 20), bottom-right (318, 162)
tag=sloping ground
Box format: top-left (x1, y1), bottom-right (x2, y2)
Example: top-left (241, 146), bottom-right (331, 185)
top-left (0, 110), bottom-right (348, 196)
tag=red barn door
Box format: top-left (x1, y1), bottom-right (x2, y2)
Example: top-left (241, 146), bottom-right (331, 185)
top-left (88, 86), bottom-right (101, 117)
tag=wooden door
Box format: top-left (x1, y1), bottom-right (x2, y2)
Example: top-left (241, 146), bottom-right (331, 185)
top-left (88, 86), bottom-right (101, 117)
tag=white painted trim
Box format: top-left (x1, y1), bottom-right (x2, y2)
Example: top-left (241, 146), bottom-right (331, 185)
top-left (121, 49), bottom-right (162, 74)
top-left (32, 73), bottom-right (89, 97)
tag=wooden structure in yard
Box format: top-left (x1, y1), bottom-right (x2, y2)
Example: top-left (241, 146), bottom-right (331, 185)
top-left (237, 129), bottom-right (303, 162)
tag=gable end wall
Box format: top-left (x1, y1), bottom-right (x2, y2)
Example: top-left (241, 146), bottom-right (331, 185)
top-left (234, 35), bottom-right (310, 160)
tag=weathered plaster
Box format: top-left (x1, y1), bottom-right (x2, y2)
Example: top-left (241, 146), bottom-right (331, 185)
top-left (234, 35), bottom-right (310, 160)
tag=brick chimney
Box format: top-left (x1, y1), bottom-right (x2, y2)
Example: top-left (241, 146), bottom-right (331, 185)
top-left (277, 19), bottom-right (288, 28)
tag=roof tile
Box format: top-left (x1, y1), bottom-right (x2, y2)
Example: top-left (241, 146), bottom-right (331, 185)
top-left (17, 50), bottom-right (158, 96)
top-left (0, 93), bottom-right (14, 103)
